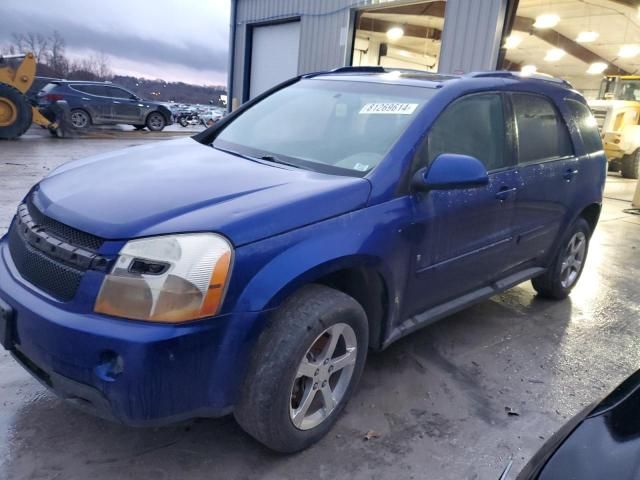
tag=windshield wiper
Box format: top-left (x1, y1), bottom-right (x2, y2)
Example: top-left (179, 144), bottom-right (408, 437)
top-left (257, 154), bottom-right (302, 169)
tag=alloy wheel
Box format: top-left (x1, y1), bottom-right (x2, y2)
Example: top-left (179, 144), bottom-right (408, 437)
top-left (560, 231), bottom-right (587, 289)
top-left (289, 323), bottom-right (358, 430)
top-left (70, 110), bottom-right (89, 128)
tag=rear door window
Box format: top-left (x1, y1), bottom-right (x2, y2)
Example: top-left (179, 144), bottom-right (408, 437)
top-left (426, 93), bottom-right (509, 171)
top-left (107, 87), bottom-right (133, 99)
top-left (565, 99), bottom-right (603, 154)
top-left (73, 84), bottom-right (109, 96)
top-left (512, 94), bottom-right (573, 163)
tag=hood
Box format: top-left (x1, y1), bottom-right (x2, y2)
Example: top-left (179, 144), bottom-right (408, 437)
top-left (34, 137), bottom-right (371, 246)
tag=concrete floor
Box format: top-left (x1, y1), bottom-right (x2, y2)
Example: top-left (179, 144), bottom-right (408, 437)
top-left (0, 131), bottom-right (639, 480)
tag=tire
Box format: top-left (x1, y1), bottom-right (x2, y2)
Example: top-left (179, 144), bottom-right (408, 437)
top-left (0, 83), bottom-right (32, 139)
top-left (607, 161), bottom-right (620, 173)
top-left (70, 109), bottom-right (91, 129)
top-left (621, 151), bottom-right (640, 179)
top-left (132, 124), bottom-right (146, 131)
top-left (234, 284), bottom-right (369, 453)
top-left (179, 117), bottom-right (189, 127)
top-left (532, 218), bottom-right (591, 300)
top-left (146, 111), bottom-right (166, 131)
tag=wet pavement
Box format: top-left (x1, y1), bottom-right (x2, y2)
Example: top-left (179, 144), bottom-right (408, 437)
top-left (0, 133), bottom-right (639, 480)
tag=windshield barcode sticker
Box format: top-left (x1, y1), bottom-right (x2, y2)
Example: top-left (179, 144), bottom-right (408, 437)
top-left (359, 103), bottom-right (418, 115)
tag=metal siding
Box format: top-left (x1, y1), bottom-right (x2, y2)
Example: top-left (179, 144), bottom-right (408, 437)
top-left (438, 0), bottom-right (507, 73)
top-left (230, 0), bottom-right (508, 105)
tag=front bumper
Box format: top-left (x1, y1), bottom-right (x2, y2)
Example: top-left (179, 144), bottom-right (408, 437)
top-left (0, 238), bottom-right (268, 426)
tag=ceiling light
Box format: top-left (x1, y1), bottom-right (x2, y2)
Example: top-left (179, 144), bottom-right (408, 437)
top-left (587, 62), bottom-right (608, 74)
top-left (576, 31), bottom-right (599, 43)
top-left (521, 65), bottom-right (537, 75)
top-left (545, 48), bottom-right (566, 61)
top-left (618, 44), bottom-right (640, 58)
top-left (386, 27), bottom-right (404, 41)
top-left (533, 14), bottom-right (560, 29)
top-left (504, 35), bottom-right (522, 49)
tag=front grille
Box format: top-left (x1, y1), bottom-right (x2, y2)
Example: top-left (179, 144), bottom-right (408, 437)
top-left (26, 194), bottom-right (103, 251)
top-left (8, 223), bottom-right (83, 301)
top-left (7, 193), bottom-right (110, 302)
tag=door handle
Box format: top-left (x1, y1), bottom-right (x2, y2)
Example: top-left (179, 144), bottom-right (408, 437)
top-left (563, 168), bottom-right (579, 181)
top-left (495, 186), bottom-right (517, 201)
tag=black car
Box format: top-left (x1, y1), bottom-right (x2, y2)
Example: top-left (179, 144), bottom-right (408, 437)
top-left (37, 80), bottom-right (173, 131)
top-left (517, 369), bottom-right (640, 479)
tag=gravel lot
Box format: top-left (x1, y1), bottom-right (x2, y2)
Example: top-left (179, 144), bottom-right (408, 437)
top-left (1, 128), bottom-right (639, 480)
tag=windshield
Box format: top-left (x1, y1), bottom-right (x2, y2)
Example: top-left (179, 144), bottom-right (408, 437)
top-left (599, 77), bottom-right (640, 101)
top-left (213, 79), bottom-right (434, 176)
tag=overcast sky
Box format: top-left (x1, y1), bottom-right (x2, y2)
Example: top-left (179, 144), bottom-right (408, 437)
top-left (0, 0), bottom-right (231, 86)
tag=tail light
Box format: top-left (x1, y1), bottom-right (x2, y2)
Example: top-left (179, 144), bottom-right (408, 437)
top-left (44, 94), bottom-right (64, 102)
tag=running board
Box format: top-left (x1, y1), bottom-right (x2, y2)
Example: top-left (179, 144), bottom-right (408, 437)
top-left (383, 267), bottom-right (545, 348)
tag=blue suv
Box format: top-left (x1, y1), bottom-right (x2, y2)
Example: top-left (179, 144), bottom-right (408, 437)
top-left (0, 68), bottom-right (605, 452)
top-left (37, 80), bottom-right (173, 131)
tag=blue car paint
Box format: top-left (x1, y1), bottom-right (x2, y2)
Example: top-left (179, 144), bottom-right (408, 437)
top-left (0, 72), bottom-right (606, 425)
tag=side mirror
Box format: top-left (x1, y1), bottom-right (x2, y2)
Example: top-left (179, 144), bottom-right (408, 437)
top-left (411, 153), bottom-right (489, 192)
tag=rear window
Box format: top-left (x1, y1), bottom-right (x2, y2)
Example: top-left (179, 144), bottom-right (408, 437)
top-left (40, 83), bottom-right (59, 94)
top-left (565, 99), bottom-right (603, 154)
top-left (512, 93), bottom-right (573, 163)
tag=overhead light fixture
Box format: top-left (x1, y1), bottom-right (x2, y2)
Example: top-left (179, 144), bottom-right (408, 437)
top-left (545, 48), bottom-right (566, 61)
top-left (533, 14), bottom-right (560, 29)
top-left (521, 64), bottom-right (537, 75)
top-left (618, 44), bottom-right (640, 58)
top-left (386, 27), bottom-right (404, 41)
top-left (576, 31), bottom-right (599, 43)
top-left (587, 62), bottom-right (608, 74)
top-left (504, 35), bottom-right (522, 49)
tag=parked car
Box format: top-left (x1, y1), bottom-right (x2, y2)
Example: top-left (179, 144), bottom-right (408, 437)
top-left (37, 80), bottom-right (173, 131)
top-left (199, 108), bottom-right (224, 126)
top-left (0, 67), bottom-right (605, 453)
top-left (517, 369), bottom-right (640, 479)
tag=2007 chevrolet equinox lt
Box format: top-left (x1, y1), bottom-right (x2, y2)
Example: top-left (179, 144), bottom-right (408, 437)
top-left (0, 67), bottom-right (606, 452)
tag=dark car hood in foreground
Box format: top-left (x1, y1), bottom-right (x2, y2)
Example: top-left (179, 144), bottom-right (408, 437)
top-left (34, 138), bottom-right (371, 246)
top-left (518, 369), bottom-right (640, 480)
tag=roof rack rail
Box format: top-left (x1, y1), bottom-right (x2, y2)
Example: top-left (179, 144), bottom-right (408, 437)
top-left (330, 66), bottom-right (387, 74)
top-left (467, 71), bottom-right (573, 87)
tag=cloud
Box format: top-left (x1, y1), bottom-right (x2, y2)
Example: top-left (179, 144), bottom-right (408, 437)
top-left (0, 0), bottom-right (230, 85)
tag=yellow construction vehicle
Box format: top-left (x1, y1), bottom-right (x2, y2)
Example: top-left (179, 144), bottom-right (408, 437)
top-left (0, 52), bottom-right (68, 139)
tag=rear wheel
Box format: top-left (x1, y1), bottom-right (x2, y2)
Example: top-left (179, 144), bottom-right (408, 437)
top-left (146, 112), bottom-right (166, 131)
top-left (0, 83), bottom-right (32, 139)
top-left (621, 151), bottom-right (640, 179)
top-left (532, 218), bottom-right (591, 300)
top-left (234, 284), bottom-right (368, 452)
top-left (70, 109), bottom-right (90, 129)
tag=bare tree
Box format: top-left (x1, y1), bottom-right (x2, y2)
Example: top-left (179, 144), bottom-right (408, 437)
top-left (46, 30), bottom-right (69, 77)
top-left (11, 32), bottom-right (49, 62)
top-left (94, 51), bottom-right (112, 80)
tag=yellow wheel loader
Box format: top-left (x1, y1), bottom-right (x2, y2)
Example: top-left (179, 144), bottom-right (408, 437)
top-left (0, 52), bottom-right (69, 139)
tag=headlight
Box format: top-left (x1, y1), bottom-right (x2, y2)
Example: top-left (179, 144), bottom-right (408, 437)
top-left (94, 233), bottom-right (232, 323)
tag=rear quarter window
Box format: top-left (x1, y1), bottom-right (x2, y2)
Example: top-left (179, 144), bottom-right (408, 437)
top-left (512, 93), bottom-right (573, 163)
top-left (565, 99), bottom-right (603, 154)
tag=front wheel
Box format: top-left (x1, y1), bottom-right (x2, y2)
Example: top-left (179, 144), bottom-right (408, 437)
top-left (146, 112), bottom-right (166, 131)
top-left (532, 218), bottom-right (591, 300)
top-left (234, 284), bottom-right (368, 452)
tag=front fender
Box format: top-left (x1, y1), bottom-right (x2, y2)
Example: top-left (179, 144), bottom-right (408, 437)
top-left (224, 197), bottom-right (415, 323)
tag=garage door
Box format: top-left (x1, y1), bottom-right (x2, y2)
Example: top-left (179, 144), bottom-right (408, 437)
top-left (249, 21), bottom-right (301, 99)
